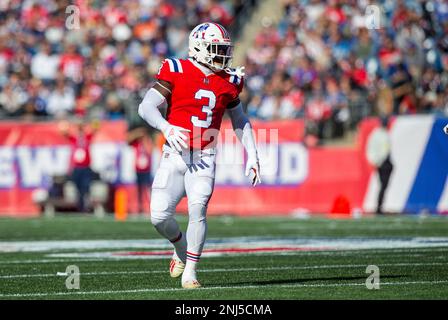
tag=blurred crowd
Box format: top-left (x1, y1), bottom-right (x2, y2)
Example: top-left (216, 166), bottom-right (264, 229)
top-left (0, 0), bottom-right (240, 124)
top-left (242, 0), bottom-right (448, 141)
top-left (0, 0), bottom-right (447, 143)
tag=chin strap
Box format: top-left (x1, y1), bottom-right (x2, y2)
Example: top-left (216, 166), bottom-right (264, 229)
top-left (224, 66), bottom-right (245, 78)
top-left (193, 56), bottom-right (245, 77)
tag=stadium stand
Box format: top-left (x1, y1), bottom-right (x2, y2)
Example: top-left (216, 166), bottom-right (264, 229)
top-left (242, 0), bottom-right (448, 142)
top-left (0, 0), bottom-right (447, 145)
top-left (0, 0), bottom-right (254, 125)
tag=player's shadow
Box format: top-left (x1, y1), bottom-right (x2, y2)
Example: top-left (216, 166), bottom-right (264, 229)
top-left (228, 274), bottom-right (404, 286)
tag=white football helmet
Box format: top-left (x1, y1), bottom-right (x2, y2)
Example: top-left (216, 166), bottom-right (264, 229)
top-left (188, 22), bottom-right (233, 71)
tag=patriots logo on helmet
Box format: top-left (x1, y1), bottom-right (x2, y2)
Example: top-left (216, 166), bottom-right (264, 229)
top-left (197, 23), bottom-right (210, 32)
top-left (193, 23), bottom-right (210, 39)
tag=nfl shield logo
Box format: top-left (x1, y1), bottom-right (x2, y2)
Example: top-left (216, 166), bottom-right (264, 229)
top-left (203, 78), bottom-right (209, 85)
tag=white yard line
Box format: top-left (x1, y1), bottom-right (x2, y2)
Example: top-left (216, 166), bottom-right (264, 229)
top-left (277, 224), bottom-right (444, 230)
top-left (2, 237), bottom-right (448, 253)
top-left (0, 258), bottom-right (110, 265)
top-left (1, 262), bottom-right (447, 279)
top-left (1, 280), bottom-right (448, 298)
top-left (1, 247), bottom-right (448, 265)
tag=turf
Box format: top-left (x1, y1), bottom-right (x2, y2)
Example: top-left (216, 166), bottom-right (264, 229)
top-left (1, 214), bottom-right (448, 300)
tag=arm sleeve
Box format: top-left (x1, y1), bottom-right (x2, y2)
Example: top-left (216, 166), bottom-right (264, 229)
top-left (138, 88), bottom-right (169, 133)
top-left (227, 101), bottom-right (258, 159)
top-left (237, 77), bottom-right (244, 95)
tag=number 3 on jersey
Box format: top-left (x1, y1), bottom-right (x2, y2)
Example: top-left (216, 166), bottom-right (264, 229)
top-left (191, 89), bottom-right (216, 128)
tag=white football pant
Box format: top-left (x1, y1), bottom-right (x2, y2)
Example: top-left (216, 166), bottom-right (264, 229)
top-left (150, 144), bottom-right (216, 268)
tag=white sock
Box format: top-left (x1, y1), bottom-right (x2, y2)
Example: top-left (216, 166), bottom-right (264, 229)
top-left (183, 203), bottom-right (207, 279)
top-left (184, 251), bottom-right (201, 279)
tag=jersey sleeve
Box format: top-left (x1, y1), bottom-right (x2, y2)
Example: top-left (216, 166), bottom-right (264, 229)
top-left (155, 58), bottom-right (183, 85)
top-left (229, 75), bottom-right (244, 102)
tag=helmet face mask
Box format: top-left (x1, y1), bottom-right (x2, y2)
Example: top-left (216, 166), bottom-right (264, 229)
top-left (207, 42), bottom-right (233, 70)
top-left (189, 23), bottom-right (233, 71)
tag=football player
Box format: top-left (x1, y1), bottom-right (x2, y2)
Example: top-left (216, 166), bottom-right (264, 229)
top-left (138, 22), bottom-right (260, 289)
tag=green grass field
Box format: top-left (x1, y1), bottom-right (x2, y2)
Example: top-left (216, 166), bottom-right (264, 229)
top-left (1, 214), bottom-right (448, 300)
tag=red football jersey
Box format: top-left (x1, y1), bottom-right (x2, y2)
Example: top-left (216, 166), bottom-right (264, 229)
top-left (155, 58), bottom-right (244, 149)
top-left (68, 132), bottom-right (93, 168)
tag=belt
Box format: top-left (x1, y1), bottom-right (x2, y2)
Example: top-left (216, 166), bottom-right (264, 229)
top-left (162, 142), bottom-right (216, 156)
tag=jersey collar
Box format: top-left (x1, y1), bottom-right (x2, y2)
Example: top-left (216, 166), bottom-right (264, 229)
top-left (188, 58), bottom-right (214, 77)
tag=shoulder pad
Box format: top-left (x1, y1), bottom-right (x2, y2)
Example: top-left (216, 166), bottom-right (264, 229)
top-left (164, 58), bottom-right (184, 73)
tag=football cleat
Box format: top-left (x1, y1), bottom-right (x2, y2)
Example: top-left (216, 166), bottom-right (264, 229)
top-left (182, 279), bottom-right (202, 289)
top-left (169, 258), bottom-right (185, 278)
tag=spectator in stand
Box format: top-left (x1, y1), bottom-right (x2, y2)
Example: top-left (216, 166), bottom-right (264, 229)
top-left (1, 0), bottom-right (241, 122)
top-left (28, 78), bottom-right (49, 112)
top-left (46, 78), bottom-right (76, 118)
top-left (59, 44), bottom-right (84, 84)
top-left (278, 73), bottom-right (305, 119)
top-left (243, 0), bottom-right (447, 142)
top-left (306, 80), bottom-right (332, 140)
top-left (105, 93), bottom-right (125, 120)
top-left (0, 0), bottom-right (446, 146)
top-left (30, 42), bottom-right (59, 84)
top-left (246, 94), bottom-right (262, 118)
top-left (0, 81), bottom-right (28, 117)
top-left (326, 78), bottom-right (349, 138)
top-left (59, 119), bottom-right (100, 213)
